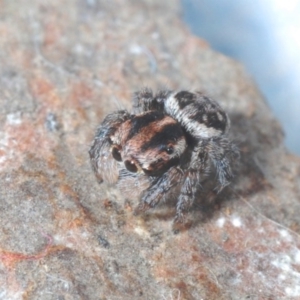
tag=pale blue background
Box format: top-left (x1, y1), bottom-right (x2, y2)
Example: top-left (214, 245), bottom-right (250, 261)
top-left (182, 0), bottom-right (300, 155)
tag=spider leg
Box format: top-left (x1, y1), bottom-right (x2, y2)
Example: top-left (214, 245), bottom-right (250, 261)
top-left (132, 88), bottom-right (171, 113)
top-left (89, 110), bottom-right (131, 184)
top-left (203, 137), bottom-right (239, 192)
top-left (135, 166), bottom-right (183, 213)
top-left (174, 170), bottom-right (201, 223)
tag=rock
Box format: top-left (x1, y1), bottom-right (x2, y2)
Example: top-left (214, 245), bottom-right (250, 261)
top-left (0, 0), bottom-right (300, 299)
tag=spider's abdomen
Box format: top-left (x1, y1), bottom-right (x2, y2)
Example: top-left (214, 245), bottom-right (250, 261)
top-left (164, 91), bottom-right (230, 139)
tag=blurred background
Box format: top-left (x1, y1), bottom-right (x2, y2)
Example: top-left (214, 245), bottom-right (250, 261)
top-left (181, 0), bottom-right (300, 155)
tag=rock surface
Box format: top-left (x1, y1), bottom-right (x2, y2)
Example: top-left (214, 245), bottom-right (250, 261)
top-left (1, 0), bottom-right (300, 299)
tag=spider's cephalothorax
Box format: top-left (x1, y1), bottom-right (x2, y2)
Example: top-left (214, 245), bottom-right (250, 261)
top-left (89, 89), bottom-right (239, 223)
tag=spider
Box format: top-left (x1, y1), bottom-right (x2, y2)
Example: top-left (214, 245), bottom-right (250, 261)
top-left (89, 89), bottom-right (239, 223)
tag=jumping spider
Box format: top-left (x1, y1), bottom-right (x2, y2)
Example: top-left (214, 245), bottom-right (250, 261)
top-left (89, 89), bottom-right (239, 223)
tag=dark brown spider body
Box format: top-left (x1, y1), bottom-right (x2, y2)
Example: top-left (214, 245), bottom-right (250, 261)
top-left (110, 110), bottom-right (187, 176)
top-left (89, 89), bottom-right (239, 223)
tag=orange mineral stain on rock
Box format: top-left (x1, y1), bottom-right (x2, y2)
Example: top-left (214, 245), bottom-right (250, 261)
top-left (153, 264), bottom-right (177, 281)
top-left (0, 233), bottom-right (53, 268)
top-left (0, 118), bottom-right (57, 170)
top-left (29, 76), bottom-right (62, 110)
top-left (69, 81), bottom-right (93, 107)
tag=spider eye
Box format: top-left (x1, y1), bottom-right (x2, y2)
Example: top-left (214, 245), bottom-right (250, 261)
top-left (111, 145), bottom-right (122, 161)
top-left (124, 160), bottom-right (138, 173)
top-left (164, 146), bottom-right (174, 155)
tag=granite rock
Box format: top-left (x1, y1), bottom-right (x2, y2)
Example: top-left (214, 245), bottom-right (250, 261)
top-left (0, 0), bottom-right (300, 299)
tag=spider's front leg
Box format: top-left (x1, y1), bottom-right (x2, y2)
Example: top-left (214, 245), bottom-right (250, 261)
top-left (132, 88), bottom-right (171, 113)
top-left (174, 170), bottom-right (202, 223)
top-left (135, 166), bottom-right (184, 214)
top-left (89, 110), bottom-right (131, 184)
top-left (173, 145), bottom-right (209, 223)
